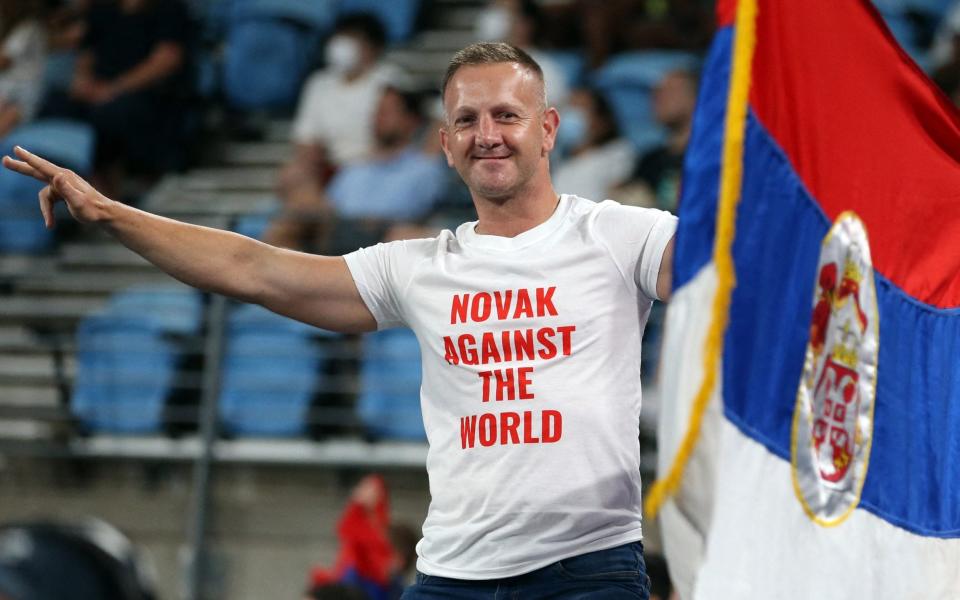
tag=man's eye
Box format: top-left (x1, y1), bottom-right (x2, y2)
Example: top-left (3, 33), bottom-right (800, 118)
top-left (500, 113), bottom-right (518, 120)
top-left (456, 117), bottom-right (475, 126)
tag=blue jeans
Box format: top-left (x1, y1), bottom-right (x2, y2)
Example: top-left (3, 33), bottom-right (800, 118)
top-left (401, 541), bottom-right (649, 599)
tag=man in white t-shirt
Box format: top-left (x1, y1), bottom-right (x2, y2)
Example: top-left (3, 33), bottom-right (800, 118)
top-left (6, 42), bottom-right (675, 599)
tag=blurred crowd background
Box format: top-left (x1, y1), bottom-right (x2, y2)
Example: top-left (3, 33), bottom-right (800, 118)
top-left (0, 0), bottom-right (956, 598)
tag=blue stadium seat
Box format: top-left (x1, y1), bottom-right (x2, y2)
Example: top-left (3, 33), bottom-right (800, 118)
top-left (72, 315), bottom-right (180, 434)
top-left (0, 120), bottom-right (96, 253)
top-left (591, 51), bottom-right (700, 153)
top-left (338, 0), bottom-right (421, 43)
top-left (222, 0), bottom-right (335, 111)
top-left (231, 0), bottom-right (335, 30)
top-left (108, 285), bottom-right (204, 337)
top-left (218, 304), bottom-right (329, 436)
top-left (0, 168), bottom-right (50, 253)
top-left (357, 328), bottom-right (426, 441)
top-left (71, 287), bottom-right (203, 433)
top-left (0, 119), bottom-right (96, 174)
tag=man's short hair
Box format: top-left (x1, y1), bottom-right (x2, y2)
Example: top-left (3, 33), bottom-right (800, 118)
top-left (441, 42), bottom-right (546, 107)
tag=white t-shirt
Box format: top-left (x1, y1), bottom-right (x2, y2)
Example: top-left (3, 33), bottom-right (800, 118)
top-left (291, 62), bottom-right (402, 165)
top-left (344, 194), bottom-right (677, 580)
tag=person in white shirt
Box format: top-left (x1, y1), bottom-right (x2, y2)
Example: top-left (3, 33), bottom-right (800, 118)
top-left (553, 86), bottom-right (637, 202)
top-left (279, 13), bottom-right (404, 204)
top-left (6, 42), bottom-right (675, 600)
top-left (0, 0), bottom-right (46, 138)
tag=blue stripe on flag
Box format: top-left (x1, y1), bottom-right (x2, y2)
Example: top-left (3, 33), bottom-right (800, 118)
top-left (722, 110), bottom-right (960, 536)
top-left (673, 26), bottom-right (732, 290)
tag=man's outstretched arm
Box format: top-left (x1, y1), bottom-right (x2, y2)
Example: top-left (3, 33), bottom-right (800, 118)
top-left (657, 236), bottom-right (675, 302)
top-left (3, 146), bottom-right (378, 334)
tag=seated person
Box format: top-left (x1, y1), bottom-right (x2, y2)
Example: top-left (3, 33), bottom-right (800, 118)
top-left (552, 87), bottom-right (635, 202)
top-left (0, 0), bottom-right (46, 138)
top-left (279, 13), bottom-right (404, 200)
top-left (266, 85), bottom-right (446, 255)
top-left (40, 0), bottom-right (192, 193)
top-left (617, 69), bottom-right (697, 211)
top-left (475, 0), bottom-right (571, 109)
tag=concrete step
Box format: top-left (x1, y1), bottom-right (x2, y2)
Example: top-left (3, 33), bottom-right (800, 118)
top-left (215, 142), bottom-right (291, 167)
top-left (0, 384), bottom-right (63, 407)
top-left (57, 243), bottom-right (153, 270)
top-left (0, 295), bottom-right (106, 327)
top-left (411, 29), bottom-right (478, 52)
top-left (173, 167), bottom-right (278, 193)
top-left (13, 271), bottom-right (180, 296)
top-left (0, 255), bottom-right (57, 279)
top-left (144, 187), bottom-right (275, 218)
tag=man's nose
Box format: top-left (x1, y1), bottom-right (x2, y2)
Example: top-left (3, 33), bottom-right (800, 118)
top-left (476, 114), bottom-right (502, 147)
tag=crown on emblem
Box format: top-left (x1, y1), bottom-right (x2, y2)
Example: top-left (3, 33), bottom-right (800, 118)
top-left (842, 257), bottom-right (863, 284)
top-left (830, 321), bottom-right (859, 368)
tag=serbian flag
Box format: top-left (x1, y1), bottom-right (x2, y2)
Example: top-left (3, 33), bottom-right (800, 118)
top-left (647, 0), bottom-right (960, 597)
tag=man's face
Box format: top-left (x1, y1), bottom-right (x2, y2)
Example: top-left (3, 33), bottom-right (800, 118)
top-left (373, 89), bottom-right (416, 148)
top-left (440, 63), bottom-right (557, 202)
top-left (653, 72), bottom-right (697, 128)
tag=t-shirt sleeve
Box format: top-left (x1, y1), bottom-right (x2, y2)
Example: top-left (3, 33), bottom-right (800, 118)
top-left (593, 202), bottom-right (678, 301)
top-left (343, 241), bottom-right (413, 330)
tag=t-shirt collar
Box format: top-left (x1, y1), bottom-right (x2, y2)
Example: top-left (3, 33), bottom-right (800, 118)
top-left (458, 194), bottom-right (571, 252)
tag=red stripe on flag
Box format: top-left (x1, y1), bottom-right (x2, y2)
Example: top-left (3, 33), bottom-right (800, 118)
top-left (749, 0), bottom-right (960, 308)
top-left (716, 0), bottom-right (737, 27)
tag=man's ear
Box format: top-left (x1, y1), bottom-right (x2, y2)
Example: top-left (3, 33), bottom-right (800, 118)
top-left (542, 107), bottom-right (560, 155)
top-left (439, 126), bottom-right (455, 167)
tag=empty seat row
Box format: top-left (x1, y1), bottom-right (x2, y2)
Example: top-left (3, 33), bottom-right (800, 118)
top-left (71, 286), bottom-right (426, 440)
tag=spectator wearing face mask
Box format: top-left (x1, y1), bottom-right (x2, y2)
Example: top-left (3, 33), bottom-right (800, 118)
top-left (617, 69), bottom-right (698, 212)
top-left (474, 0), bottom-right (571, 110)
top-left (279, 12), bottom-right (405, 205)
top-left (552, 87), bottom-right (636, 202)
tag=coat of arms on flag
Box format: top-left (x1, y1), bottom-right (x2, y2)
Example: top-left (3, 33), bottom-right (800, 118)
top-left (792, 212), bottom-right (878, 526)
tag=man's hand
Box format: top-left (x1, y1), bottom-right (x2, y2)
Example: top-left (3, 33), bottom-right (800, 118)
top-left (70, 77), bottom-right (118, 105)
top-left (2, 146), bottom-right (113, 227)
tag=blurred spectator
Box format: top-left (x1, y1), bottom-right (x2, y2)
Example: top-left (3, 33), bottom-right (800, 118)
top-left (644, 552), bottom-right (677, 600)
top-left (41, 0), bottom-right (193, 194)
top-left (475, 0), bottom-right (571, 108)
top-left (552, 87), bottom-right (636, 201)
top-left (281, 12), bottom-right (402, 201)
top-left (929, 2), bottom-right (960, 70)
top-left (267, 85), bottom-right (446, 255)
top-left (306, 474), bottom-right (413, 600)
top-left (616, 69), bottom-right (698, 211)
top-left (0, 0), bottom-right (46, 138)
top-left (577, 0), bottom-right (712, 68)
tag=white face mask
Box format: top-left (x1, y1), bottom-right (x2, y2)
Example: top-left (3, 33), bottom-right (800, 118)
top-left (475, 7), bottom-right (512, 41)
top-left (326, 35), bottom-right (362, 74)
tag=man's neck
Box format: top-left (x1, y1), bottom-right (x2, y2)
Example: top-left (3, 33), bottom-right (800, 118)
top-left (472, 183), bottom-right (560, 238)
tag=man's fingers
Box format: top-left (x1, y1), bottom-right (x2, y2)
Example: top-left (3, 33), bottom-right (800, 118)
top-left (2, 155), bottom-right (46, 181)
top-left (39, 186), bottom-right (56, 229)
top-left (13, 146), bottom-right (62, 179)
top-left (52, 172), bottom-right (84, 202)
